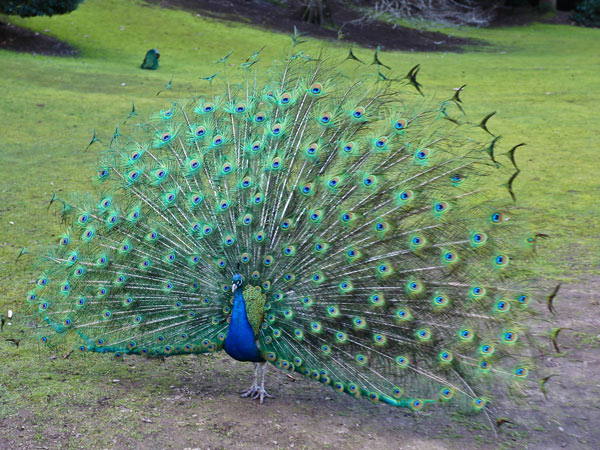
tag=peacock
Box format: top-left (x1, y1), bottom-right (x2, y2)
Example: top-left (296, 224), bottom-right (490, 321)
top-left (141, 48), bottom-right (160, 70)
top-left (24, 41), bottom-right (552, 419)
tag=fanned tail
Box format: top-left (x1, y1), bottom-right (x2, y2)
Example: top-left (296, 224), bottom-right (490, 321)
top-left (25, 45), bottom-right (547, 415)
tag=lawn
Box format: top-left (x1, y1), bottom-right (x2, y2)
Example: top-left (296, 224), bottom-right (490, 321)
top-left (0, 1), bottom-right (599, 448)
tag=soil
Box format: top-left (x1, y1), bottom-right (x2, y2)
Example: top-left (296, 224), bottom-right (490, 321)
top-left (148, 0), bottom-right (482, 52)
top-left (0, 20), bottom-right (78, 56)
top-left (1, 277), bottom-right (598, 449)
top-left (489, 6), bottom-right (575, 27)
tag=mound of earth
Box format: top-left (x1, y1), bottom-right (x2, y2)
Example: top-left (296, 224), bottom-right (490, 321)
top-left (150, 0), bottom-right (482, 52)
top-left (0, 21), bottom-right (78, 56)
top-left (489, 6), bottom-right (575, 27)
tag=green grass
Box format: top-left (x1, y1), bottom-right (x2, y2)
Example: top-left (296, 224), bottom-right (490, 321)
top-left (1, 1), bottom-right (598, 293)
top-left (1, 0), bottom-right (599, 446)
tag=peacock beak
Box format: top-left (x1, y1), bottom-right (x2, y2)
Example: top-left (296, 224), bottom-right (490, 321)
top-left (232, 283), bottom-right (237, 293)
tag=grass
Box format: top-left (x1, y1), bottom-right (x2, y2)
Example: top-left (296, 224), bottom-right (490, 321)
top-left (1, 1), bottom-right (598, 288)
top-left (0, 1), bottom-right (599, 447)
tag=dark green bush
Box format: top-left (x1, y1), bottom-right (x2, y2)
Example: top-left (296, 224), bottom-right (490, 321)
top-left (571, 0), bottom-right (600, 27)
top-left (0, 0), bottom-right (83, 17)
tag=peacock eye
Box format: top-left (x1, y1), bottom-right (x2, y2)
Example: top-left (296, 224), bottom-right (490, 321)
top-left (375, 137), bottom-right (387, 148)
top-left (320, 113), bottom-right (332, 124)
top-left (352, 106), bottom-right (366, 120)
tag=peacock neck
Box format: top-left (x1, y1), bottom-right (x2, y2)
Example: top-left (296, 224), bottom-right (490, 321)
top-left (223, 288), bottom-right (264, 363)
top-left (231, 289), bottom-right (249, 327)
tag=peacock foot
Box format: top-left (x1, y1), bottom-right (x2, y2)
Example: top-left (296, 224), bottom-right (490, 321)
top-left (240, 362), bottom-right (273, 403)
top-left (252, 387), bottom-right (274, 404)
top-left (240, 385), bottom-right (274, 403)
top-left (240, 383), bottom-right (259, 398)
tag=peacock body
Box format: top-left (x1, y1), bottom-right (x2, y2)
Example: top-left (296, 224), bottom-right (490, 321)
top-left (25, 44), bottom-right (548, 416)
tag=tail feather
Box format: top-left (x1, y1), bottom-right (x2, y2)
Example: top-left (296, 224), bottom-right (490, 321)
top-left (25, 47), bottom-right (547, 414)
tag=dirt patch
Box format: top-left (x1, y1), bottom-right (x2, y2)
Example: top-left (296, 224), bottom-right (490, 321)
top-left (490, 6), bottom-right (576, 27)
top-left (149, 0), bottom-right (482, 52)
top-left (0, 21), bottom-right (79, 56)
top-left (1, 276), bottom-right (597, 449)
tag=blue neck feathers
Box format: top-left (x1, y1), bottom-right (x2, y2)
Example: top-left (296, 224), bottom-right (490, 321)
top-left (223, 288), bottom-right (264, 362)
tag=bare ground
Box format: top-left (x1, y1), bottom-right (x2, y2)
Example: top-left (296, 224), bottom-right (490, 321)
top-left (146, 0), bottom-right (482, 52)
top-left (0, 21), bottom-right (78, 56)
top-left (1, 277), bottom-right (598, 449)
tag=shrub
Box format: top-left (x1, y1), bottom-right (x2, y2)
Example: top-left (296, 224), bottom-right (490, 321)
top-left (0, 0), bottom-right (83, 18)
top-left (571, 0), bottom-right (600, 27)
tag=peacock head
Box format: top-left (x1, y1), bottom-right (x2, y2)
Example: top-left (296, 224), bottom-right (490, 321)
top-left (232, 273), bottom-right (243, 293)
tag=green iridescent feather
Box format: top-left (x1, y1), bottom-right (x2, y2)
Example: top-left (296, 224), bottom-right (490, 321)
top-left (24, 44), bottom-right (553, 418)
top-left (242, 285), bottom-right (266, 337)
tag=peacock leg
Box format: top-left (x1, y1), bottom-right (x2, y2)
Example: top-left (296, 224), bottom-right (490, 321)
top-left (240, 363), bottom-right (260, 398)
top-left (251, 362), bottom-right (274, 404)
